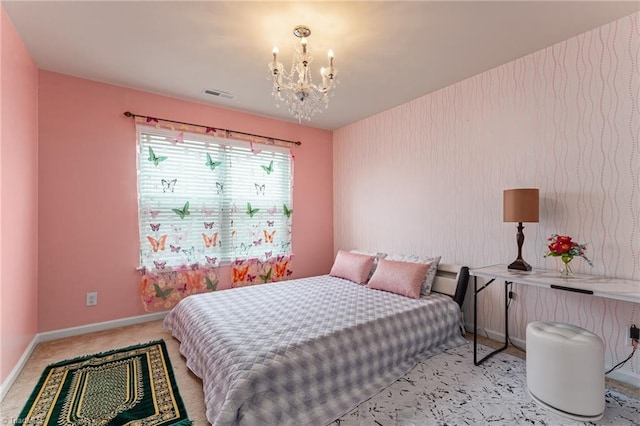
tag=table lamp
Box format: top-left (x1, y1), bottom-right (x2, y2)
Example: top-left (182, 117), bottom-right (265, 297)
top-left (504, 188), bottom-right (539, 271)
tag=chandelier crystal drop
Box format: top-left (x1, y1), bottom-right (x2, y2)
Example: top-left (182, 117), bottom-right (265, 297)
top-left (268, 25), bottom-right (338, 122)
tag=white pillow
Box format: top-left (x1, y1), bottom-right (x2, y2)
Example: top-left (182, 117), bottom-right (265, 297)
top-left (384, 253), bottom-right (441, 295)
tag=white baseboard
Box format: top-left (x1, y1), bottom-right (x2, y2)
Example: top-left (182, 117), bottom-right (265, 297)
top-left (606, 368), bottom-right (640, 388)
top-left (38, 311), bottom-right (169, 342)
top-left (0, 335), bottom-right (38, 401)
top-left (465, 322), bottom-right (640, 389)
top-left (484, 327), bottom-right (527, 349)
top-left (464, 322), bottom-right (526, 349)
top-left (0, 311), bottom-right (169, 401)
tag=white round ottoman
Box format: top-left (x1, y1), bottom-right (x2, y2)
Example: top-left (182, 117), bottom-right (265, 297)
top-left (526, 321), bottom-right (605, 421)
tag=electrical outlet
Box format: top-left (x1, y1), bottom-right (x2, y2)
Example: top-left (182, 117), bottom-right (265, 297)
top-left (625, 324), bottom-right (639, 346)
top-left (86, 292), bottom-right (98, 306)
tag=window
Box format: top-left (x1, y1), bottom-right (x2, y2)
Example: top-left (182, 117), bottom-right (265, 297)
top-left (137, 126), bottom-right (293, 269)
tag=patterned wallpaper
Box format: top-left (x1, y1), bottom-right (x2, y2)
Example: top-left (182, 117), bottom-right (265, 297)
top-left (334, 13), bottom-right (639, 383)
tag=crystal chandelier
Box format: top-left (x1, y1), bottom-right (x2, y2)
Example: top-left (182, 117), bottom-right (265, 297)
top-left (268, 25), bottom-right (338, 122)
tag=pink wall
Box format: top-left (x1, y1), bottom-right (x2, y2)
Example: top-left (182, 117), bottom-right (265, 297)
top-left (38, 71), bottom-right (333, 332)
top-left (0, 6), bottom-right (39, 384)
top-left (334, 13), bottom-right (640, 383)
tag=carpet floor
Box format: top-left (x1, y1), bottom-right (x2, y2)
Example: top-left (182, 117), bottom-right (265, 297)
top-left (1, 319), bottom-right (638, 425)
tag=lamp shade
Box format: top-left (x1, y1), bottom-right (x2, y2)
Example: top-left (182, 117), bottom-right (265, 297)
top-left (503, 188), bottom-right (539, 223)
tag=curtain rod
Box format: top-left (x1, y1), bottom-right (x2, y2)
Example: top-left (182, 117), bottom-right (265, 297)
top-left (123, 111), bottom-right (302, 146)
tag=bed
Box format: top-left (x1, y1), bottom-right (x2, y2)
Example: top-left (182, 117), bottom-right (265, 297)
top-left (164, 261), bottom-right (470, 425)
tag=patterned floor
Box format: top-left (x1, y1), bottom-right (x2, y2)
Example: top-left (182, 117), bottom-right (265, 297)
top-left (334, 342), bottom-right (640, 425)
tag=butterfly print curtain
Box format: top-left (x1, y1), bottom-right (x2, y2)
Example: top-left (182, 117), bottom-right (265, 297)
top-left (136, 123), bottom-right (294, 310)
top-left (230, 255), bottom-right (294, 288)
top-left (141, 265), bottom-right (220, 311)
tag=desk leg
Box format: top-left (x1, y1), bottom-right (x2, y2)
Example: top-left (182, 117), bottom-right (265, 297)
top-left (474, 275), bottom-right (479, 365)
top-left (474, 278), bottom-right (510, 366)
top-left (503, 280), bottom-right (509, 350)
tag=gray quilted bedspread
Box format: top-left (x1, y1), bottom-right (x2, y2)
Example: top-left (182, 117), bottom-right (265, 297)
top-left (163, 275), bottom-right (465, 426)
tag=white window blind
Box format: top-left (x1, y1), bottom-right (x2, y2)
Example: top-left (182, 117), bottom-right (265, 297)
top-left (137, 126), bottom-right (293, 269)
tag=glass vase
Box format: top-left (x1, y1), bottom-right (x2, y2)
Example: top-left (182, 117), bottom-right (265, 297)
top-left (560, 258), bottom-right (573, 277)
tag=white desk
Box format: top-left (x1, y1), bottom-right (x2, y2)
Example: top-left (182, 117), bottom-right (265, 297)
top-left (469, 264), bottom-right (640, 365)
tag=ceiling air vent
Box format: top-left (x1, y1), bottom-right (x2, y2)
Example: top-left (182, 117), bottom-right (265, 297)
top-left (202, 88), bottom-right (236, 100)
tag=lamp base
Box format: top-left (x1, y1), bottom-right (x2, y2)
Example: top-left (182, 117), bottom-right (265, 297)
top-left (508, 258), bottom-right (532, 271)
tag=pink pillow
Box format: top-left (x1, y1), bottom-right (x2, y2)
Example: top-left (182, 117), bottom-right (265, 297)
top-left (366, 259), bottom-right (431, 299)
top-left (329, 250), bottom-right (376, 284)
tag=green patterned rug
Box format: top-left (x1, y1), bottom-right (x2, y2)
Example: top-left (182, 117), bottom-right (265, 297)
top-left (18, 340), bottom-right (191, 426)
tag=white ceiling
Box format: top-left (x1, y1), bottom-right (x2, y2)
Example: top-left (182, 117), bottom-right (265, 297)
top-left (4, 1), bottom-right (639, 130)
